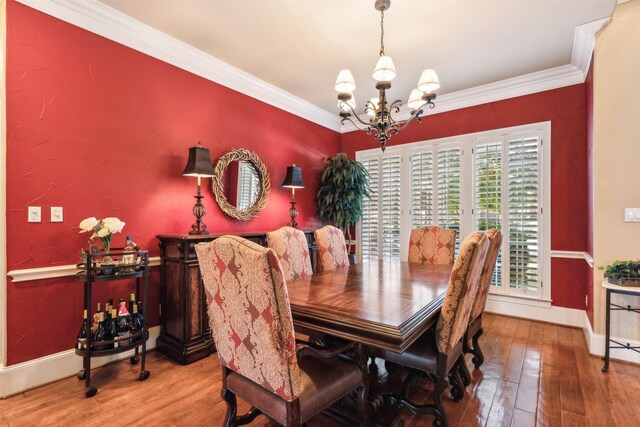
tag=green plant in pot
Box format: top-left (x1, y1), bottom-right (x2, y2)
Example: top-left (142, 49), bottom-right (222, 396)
top-left (598, 260), bottom-right (640, 286)
top-left (316, 153), bottom-right (370, 259)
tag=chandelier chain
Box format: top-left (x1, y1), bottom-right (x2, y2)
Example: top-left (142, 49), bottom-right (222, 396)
top-left (379, 10), bottom-right (385, 56)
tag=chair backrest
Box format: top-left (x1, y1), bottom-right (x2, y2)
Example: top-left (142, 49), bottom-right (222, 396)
top-left (195, 235), bottom-right (301, 402)
top-left (266, 226), bottom-right (313, 282)
top-left (436, 231), bottom-right (489, 354)
top-left (470, 229), bottom-right (503, 322)
top-left (314, 225), bottom-right (349, 272)
top-left (408, 226), bottom-right (457, 265)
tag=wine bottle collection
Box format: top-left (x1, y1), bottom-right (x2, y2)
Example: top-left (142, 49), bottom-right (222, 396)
top-left (77, 293), bottom-right (145, 351)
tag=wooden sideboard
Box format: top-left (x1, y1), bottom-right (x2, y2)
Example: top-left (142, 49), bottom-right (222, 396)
top-left (156, 231), bottom-right (318, 364)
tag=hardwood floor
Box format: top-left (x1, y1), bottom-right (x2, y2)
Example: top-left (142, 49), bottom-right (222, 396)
top-left (1, 313), bottom-right (637, 426)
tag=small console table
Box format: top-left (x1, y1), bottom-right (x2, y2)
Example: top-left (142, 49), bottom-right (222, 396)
top-left (156, 231), bottom-right (317, 364)
top-left (601, 280), bottom-right (640, 372)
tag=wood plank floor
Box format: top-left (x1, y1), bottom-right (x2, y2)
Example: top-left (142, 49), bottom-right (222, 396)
top-left (1, 313), bottom-right (638, 426)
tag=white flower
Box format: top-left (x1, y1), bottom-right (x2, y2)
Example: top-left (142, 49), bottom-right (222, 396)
top-left (96, 228), bottom-right (110, 238)
top-left (101, 217), bottom-right (125, 234)
top-left (79, 217), bottom-right (99, 233)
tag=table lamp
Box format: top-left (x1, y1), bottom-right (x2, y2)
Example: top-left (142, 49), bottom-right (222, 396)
top-left (282, 164), bottom-right (304, 229)
top-left (182, 142), bottom-right (216, 235)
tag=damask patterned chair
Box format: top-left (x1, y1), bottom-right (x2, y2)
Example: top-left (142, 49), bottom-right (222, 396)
top-left (314, 225), bottom-right (349, 272)
top-left (370, 231), bottom-right (489, 427)
top-left (266, 226), bottom-right (313, 281)
top-left (408, 226), bottom-right (457, 265)
top-left (195, 236), bottom-right (368, 427)
top-left (464, 229), bottom-right (503, 369)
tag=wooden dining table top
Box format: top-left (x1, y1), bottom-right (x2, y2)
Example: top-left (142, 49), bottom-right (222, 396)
top-left (286, 259), bottom-right (452, 353)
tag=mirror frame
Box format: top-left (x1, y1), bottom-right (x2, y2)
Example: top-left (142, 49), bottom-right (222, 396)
top-left (211, 149), bottom-right (271, 221)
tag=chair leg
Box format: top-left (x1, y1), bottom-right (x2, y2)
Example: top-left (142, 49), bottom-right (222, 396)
top-left (470, 327), bottom-right (485, 369)
top-left (449, 365), bottom-right (464, 402)
top-left (221, 388), bottom-right (237, 427)
top-left (432, 375), bottom-right (449, 427)
top-left (458, 356), bottom-right (471, 387)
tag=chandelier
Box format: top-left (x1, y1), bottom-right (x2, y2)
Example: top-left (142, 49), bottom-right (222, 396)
top-left (335, 0), bottom-right (440, 152)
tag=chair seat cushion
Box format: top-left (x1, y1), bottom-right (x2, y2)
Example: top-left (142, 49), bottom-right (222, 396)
top-left (227, 354), bottom-right (362, 424)
top-left (371, 329), bottom-right (462, 374)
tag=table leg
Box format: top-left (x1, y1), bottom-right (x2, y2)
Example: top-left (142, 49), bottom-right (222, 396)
top-left (602, 289), bottom-right (611, 373)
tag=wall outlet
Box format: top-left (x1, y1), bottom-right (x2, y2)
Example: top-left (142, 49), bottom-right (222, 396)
top-left (28, 206), bottom-right (41, 223)
top-left (51, 207), bottom-right (63, 222)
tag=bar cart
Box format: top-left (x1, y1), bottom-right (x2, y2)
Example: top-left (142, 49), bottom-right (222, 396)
top-left (75, 248), bottom-right (150, 398)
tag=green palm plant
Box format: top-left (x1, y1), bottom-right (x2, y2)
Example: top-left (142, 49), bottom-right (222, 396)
top-left (316, 153), bottom-right (371, 250)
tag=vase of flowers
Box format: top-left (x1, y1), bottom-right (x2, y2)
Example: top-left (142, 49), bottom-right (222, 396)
top-left (79, 217), bottom-right (126, 261)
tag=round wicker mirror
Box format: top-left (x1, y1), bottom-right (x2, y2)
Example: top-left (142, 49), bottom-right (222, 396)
top-left (211, 149), bottom-right (271, 221)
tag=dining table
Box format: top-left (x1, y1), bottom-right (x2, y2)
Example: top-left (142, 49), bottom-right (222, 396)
top-left (286, 258), bottom-right (453, 352)
top-left (286, 259), bottom-right (453, 425)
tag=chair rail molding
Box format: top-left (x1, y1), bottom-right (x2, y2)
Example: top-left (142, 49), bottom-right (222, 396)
top-left (7, 257), bottom-right (161, 283)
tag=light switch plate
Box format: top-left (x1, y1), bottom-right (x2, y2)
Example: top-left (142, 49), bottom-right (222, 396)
top-left (51, 206), bottom-right (63, 222)
top-left (624, 208), bottom-right (640, 222)
top-left (28, 206), bottom-right (41, 223)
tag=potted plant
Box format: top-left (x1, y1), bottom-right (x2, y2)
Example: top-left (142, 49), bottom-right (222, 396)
top-left (316, 153), bottom-right (371, 260)
top-left (598, 260), bottom-right (640, 286)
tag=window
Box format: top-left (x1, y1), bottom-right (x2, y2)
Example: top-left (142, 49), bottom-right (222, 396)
top-left (237, 161), bottom-right (259, 211)
top-left (357, 122), bottom-right (550, 300)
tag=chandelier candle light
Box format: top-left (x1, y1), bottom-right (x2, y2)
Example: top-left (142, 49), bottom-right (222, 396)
top-left (335, 0), bottom-right (440, 151)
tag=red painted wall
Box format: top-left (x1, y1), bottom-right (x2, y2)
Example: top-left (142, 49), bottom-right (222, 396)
top-left (585, 57), bottom-right (595, 326)
top-left (5, 1), bottom-right (340, 365)
top-left (342, 85), bottom-right (589, 309)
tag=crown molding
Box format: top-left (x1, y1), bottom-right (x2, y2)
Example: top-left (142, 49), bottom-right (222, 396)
top-left (572, 17), bottom-right (611, 76)
top-left (341, 64), bottom-right (585, 133)
top-left (16, 0), bottom-right (610, 136)
top-left (15, 0), bottom-right (341, 132)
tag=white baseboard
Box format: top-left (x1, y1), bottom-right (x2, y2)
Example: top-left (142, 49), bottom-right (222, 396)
top-left (0, 326), bottom-right (160, 398)
top-left (582, 312), bottom-right (640, 365)
top-left (485, 296), bottom-right (584, 328)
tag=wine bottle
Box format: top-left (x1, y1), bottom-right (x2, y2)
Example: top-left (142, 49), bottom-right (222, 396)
top-left (92, 302), bottom-right (103, 336)
top-left (128, 293), bottom-right (135, 319)
top-left (134, 302), bottom-right (144, 340)
top-left (104, 302), bottom-right (112, 326)
top-left (94, 311), bottom-right (106, 351)
top-left (102, 308), bottom-right (115, 350)
top-left (109, 308), bottom-right (119, 348)
top-left (117, 299), bottom-right (132, 346)
top-left (123, 236), bottom-right (135, 265)
top-left (77, 309), bottom-right (89, 350)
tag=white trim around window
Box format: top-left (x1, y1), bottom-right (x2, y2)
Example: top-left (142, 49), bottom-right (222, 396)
top-left (356, 121), bottom-right (551, 301)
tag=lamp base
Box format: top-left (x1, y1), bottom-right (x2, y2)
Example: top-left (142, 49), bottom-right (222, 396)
top-left (289, 200), bottom-right (299, 229)
top-left (189, 189), bottom-right (210, 235)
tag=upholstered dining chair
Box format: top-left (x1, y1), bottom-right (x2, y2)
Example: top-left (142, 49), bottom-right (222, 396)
top-left (195, 236), bottom-right (368, 427)
top-left (314, 225), bottom-right (349, 272)
top-left (370, 231), bottom-right (489, 427)
top-left (463, 229), bottom-right (503, 369)
top-left (266, 226), bottom-right (313, 282)
top-left (408, 226), bottom-right (457, 265)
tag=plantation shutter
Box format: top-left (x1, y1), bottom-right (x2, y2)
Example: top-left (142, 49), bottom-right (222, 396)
top-left (508, 136), bottom-right (540, 292)
top-left (436, 148), bottom-right (462, 249)
top-left (361, 157), bottom-right (380, 260)
top-left (237, 161), bottom-right (258, 211)
top-left (475, 141), bottom-right (503, 286)
top-left (381, 155), bottom-right (402, 259)
top-left (411, 151), bottom-right (434, 228)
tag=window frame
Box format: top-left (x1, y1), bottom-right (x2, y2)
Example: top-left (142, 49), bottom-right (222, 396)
top-left (356, 121), bottom-right (551, 301)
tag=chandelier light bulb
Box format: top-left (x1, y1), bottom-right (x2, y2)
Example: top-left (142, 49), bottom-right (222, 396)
top-left (373, 55), bottom-right (396, 82)
top-left (407, 89), bottom-right (425, 110)
top-left (335, 69), bottom-right (356, 93)
top-left (417, 68), bottom-right (440, 93)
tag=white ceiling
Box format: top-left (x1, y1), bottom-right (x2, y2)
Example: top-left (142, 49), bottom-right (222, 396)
top-left (98, 0), bottom-right (616, 114)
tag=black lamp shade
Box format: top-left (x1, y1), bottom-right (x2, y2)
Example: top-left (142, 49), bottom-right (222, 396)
top-left (182, 145), bottom-right (216, 177)
top-left (282, 165), bottom-right (304, 188)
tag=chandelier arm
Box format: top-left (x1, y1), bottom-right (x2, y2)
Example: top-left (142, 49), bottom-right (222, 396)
top-left (387, 99), bottom-right (404, 124)
top-left (393, 108), bottom-right (425, 133)
top-left (344, 102), bottom-right (376, 128)
top-left (341, 116), bottom-right (373, 133)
